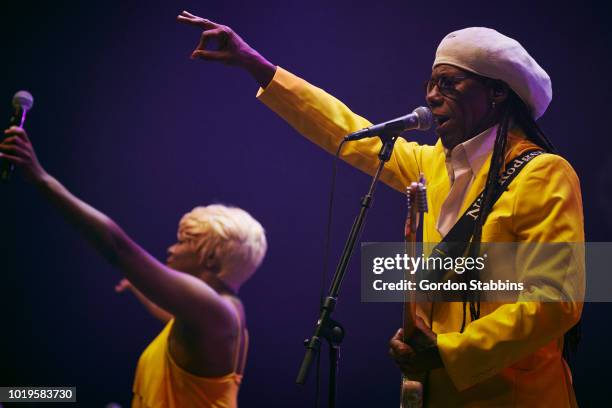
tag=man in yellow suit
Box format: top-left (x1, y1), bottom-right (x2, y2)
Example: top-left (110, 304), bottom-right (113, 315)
top-left (178, 11), bottom-right (584, 407)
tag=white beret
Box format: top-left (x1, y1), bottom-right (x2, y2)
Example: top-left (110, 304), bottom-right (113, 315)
top-left (433, 27), bottom-right (552, 119)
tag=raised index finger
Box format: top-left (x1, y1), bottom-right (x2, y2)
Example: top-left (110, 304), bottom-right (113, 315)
top-left (176, 11), bottom-right (219, 30)
top-left (179, 10), bottom-right (197, 18)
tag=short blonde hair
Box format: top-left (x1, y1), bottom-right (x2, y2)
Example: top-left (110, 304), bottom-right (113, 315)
top-left (178, 204), bottom-right (267, 291)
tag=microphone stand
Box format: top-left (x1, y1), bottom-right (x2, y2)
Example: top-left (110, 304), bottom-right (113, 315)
top-left (296, 130), bottom-right (400, 408)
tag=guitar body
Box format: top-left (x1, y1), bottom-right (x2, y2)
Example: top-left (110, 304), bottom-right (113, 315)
top-left (400, 376), bottom-right (423, 408)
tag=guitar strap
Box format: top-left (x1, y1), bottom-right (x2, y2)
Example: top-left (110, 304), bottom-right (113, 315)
top-left (430, 149), bottom-right (545, 260)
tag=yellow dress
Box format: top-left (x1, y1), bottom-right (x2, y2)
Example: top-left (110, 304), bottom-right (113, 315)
top-left (257, 67), bottom-right (584, 407)
top-left (132, 319), bottom-right (244, 408)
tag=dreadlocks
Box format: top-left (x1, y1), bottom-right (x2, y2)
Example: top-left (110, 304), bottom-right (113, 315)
top-left (461, 87), bottom-right (580, 360)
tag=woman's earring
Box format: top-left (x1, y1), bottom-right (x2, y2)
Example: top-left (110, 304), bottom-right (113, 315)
top-left (491, 101), bottom-right (496, 109)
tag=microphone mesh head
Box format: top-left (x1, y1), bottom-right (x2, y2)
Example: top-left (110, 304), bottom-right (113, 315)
top-left (413, 106), bottom-right (432, 130)
top-left (12, 90), bottom-right (34, 110)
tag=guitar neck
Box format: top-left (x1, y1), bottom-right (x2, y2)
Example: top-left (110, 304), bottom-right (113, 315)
top-left (403, 199), bottom-right (420, 341)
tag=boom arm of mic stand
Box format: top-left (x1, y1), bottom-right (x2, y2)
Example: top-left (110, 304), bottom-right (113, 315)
top-left (295, 134), bottom-right (399, 403)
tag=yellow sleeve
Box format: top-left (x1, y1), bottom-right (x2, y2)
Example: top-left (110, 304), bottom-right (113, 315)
top-left (256, 66), bottom-right (432, 192)
top-left (436, 154), bottom-right (584, 391)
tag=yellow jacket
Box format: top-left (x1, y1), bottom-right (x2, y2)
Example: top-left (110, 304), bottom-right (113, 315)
top-left (257, 67), bottom-right (584, 407)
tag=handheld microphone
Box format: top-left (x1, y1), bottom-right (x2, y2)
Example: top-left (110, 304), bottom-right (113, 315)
top-left (1, 90), bottom-right (34, 182)
top-left (344, 106), bottom-right (432, 141)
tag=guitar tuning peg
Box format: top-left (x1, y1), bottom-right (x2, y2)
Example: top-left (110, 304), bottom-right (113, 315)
top-left (417, 175), bottom-right (428, 213)
top-left (405, 185), bottom-right (412, 212)
top-left (417, 184), bottom-right (428, 213)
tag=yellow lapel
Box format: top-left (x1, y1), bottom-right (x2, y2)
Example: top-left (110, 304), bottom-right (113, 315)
top-left (424, 139), bottom-right (450, 242)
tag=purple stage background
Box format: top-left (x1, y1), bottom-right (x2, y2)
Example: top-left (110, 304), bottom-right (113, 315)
top-left (2, 1), bottom-right (611, 406)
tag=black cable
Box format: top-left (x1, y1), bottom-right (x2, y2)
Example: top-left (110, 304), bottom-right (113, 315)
top-left (315, 140), bottom-right (346, 408)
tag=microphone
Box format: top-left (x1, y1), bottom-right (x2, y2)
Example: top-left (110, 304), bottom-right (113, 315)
top-left (344, 106), bottom-right (432, 141)
top-left (1, 90), bottom-right (34, 182)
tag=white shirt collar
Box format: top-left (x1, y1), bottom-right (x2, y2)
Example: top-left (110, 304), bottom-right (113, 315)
top-left (445, 125), bottom-right (498, 181)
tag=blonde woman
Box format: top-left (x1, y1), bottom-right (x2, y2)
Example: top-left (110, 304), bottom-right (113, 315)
top-left (0, 126), bottom-right (267, 407)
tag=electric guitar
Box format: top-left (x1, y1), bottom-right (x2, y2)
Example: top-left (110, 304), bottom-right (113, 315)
top-left (400, 176), bottom-right (428, 408)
